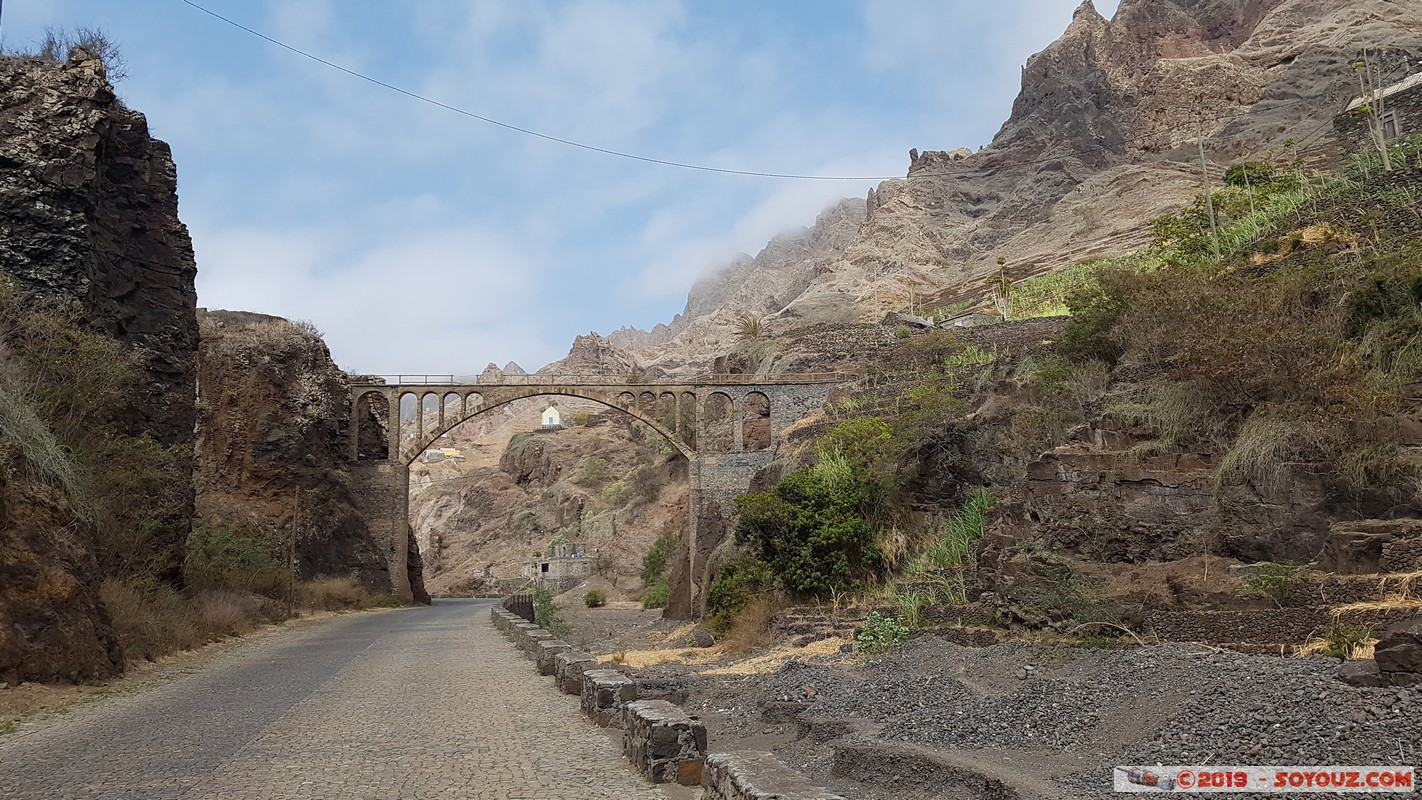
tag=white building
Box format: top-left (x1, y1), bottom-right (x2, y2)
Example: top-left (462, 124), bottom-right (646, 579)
top-left (540, 405), bottom-right (564, 429)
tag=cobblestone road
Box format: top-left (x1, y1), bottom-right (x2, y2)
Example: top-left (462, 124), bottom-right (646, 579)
top-left (1, 599), bottom-right (668, 799)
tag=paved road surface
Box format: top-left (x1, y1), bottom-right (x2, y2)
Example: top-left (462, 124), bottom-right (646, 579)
top-left (1, 599), bottom-right (666, 799)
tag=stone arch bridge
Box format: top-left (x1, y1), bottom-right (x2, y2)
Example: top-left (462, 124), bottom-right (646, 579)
top-left (348, 374), bottom-right (843, 616)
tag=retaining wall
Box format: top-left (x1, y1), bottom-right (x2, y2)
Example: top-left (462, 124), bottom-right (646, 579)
top-left (622, 699), bottom-right (707, 785)
top-left (488, 603), bottom-right (841, 797)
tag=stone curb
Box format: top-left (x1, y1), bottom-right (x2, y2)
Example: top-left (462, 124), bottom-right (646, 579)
top-left (489, 602), bottom-right (841, 797)
top-left (535, 640), bottom-right (572, 676)
top-left (623, 699), bottom-right (707, 785)
top-left (704, 751), bottom-right (847, 800)
top-left (580, 669), bottom-right (638, 728)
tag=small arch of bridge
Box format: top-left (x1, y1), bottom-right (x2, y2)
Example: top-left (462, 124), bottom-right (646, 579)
top-left (394, 388), bottom-right (693, 466)
top-left (350, 382), bottom-right (797, 467)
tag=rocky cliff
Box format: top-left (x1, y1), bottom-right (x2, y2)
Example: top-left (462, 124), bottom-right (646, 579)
top-left (0, 49), bottom-right (199, 682)
top-left (0, 50), bottom-right (199, 554)
top-left (195, 311), bottom-right (406, 596)
top-left (592, 0), bottom-right (1422, 375)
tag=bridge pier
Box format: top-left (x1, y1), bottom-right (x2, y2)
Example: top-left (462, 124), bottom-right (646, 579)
top-left (351, 461), bottom-right (413, 603)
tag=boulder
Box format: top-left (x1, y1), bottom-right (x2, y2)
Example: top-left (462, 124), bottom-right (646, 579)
top-left (1374, 615), bottom-right (1422, 676)
top-left (1337, 659), bottom-right (1386, 688)
top-left (881, 312), bottom-right (933, 330)
top-left (1317, 520), bottom-right (1422, 574)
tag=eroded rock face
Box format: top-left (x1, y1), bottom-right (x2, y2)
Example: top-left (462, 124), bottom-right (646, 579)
top-left (597, 0), bottom-right (1422, 376)
top-left (540, 333), bottom-right (643, 377)
top-left (195, 310), bottom-right (398, 594)
top-left (1374, 616), bottom-right (1422, 677)
top-left (0, 50), bottom-right (198, 680)
top-left (0, 50), bottom-right (200, 578)
top-left (0, 475), bottom-right (123, 684)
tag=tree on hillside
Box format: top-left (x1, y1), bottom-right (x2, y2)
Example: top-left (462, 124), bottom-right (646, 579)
top-left (991, 257), bottom-right (1012, 321)
top-left (1352, 49), bottom-right (1394, 173)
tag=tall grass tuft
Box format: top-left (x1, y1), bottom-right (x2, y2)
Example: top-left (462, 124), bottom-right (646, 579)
top-left (1215, 409), bottom-right (1316, 492)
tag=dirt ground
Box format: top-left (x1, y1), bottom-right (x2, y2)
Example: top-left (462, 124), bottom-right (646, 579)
top-left (549, 586), bottom-right (1419, 800)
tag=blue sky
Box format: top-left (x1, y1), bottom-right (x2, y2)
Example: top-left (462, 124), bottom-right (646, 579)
top-left (1, 0), bottom-right (1118, 374)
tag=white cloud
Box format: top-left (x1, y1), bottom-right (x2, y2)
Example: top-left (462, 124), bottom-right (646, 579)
top-left (12, 0), bottom-right (1110, 372)
top-left (193, 217), bottom-right (556, 374)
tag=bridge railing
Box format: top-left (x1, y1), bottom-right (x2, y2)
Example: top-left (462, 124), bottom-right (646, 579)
top-left (350, 372), bottom-right (854, 388)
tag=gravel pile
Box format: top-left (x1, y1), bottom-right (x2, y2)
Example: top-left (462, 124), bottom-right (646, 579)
top-left (1117, 651), bottom-right (1420, 764)
top-left (647, 635), bottom-right (1422, 800)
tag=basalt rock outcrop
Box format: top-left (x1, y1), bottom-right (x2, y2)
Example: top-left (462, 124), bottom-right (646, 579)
top-left (0, 50), bottom-right (199, 455)
top-left (0, 50), bottom-right (198, 681)
top-left (195, 310), bottom-right (403, 595)
top-left (0, 471), bottom-right (124, 684)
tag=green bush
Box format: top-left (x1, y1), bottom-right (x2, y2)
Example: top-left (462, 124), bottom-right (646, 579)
top-left (641, 580), bottom-right (669, 609)
top-left (1224, 161), bottom-right (1276, 188)
top-left (183, 519), bottom-right (289, 598)
top-left (584, 589), bottom-right (607, 608)
top-left (854, 611), bottom-right (910, 657)
top-left (533, 587), bottom-right (571, 638)
top-left (705, 557), bottom-right (773, 630)
top-left (1243, 563), bottom-right (1305, 606)
top-left (641, 531), bottom-right (677, 585)
top-left (580, 456), bottom-right (611, 486)
top-left (733, 454), bottom-right (886, 597)
top-left (1058, 267), bottom-right (1135, 366)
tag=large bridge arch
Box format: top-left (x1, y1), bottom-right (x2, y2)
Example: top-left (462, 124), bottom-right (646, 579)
top-left (401, 388), bottom-right (693, 466)
top-left (347, 376), bottom-right (842, 615)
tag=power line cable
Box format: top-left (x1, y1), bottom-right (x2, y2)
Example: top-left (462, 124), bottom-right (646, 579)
top-left (174, 0), bottom-right (1376, 190)
top-left (178, 0), bottom-right (1349, 184)
top-left (178, 0), bottom-right (890, 181)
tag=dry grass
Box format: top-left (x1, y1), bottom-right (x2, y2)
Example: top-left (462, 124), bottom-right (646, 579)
top-left (196, 590), bottom-right (265, 638)
top-left (717, 594), bottom-right (779, 657)
top-left (780, 411), bottom-right (826, 440)
top-left (602, 647), bottom-right (724, 669)
top-left (701, 637), bottom-right (850, 676)
top-left (1294, 634), bottom-right (1377, 660)
top-left (606, 636), bottom-right (853, 673)
top-left (1331, 596), bottom-right (1422, 617)
top-left (296, 577), bottom-right (365, 611)
top-left (1215, 411), bottom-right (1316, 492)
top-left (101, 579), bottom-right (205, 662)
top-left (101, 576), bottom-right (390, 666)
top-left (1385, 570), bottom-right (1422, 598)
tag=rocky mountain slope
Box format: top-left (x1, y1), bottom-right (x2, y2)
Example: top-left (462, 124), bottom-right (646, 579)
top-left (422, 0), bottom-right (1422, 602)
top-left (594, 0), bottom-right (1422, 375)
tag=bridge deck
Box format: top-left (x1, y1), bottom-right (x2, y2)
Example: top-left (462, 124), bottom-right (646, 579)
top-left (349, 372), bottom-right (852, 388)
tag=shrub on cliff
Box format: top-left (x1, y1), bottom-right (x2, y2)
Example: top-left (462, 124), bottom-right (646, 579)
top-left (33, 26), bottom-right (128, 82)
top-left (0, 279), bottom-right (190, 577)
top-left (732, 454), bottom-right (886, 597)
top-left (183, 519), bottom-right (289, 598)
top-left (640, 580), bottom-right (669, 609)
top-left (640, 530), bottom-right (677, 585)
top-left (1056, 154), bottom-right (1422, 499)
top-left (705, 556), bottom-right (773, 631)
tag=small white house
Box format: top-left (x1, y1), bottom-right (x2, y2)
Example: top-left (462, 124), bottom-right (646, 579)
top-left (540, 405), bottom-right (564, 429)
